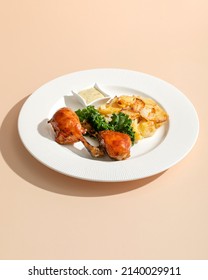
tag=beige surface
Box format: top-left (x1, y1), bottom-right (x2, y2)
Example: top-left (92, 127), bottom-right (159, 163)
top-left (0, 0), bottom-right (208, 260)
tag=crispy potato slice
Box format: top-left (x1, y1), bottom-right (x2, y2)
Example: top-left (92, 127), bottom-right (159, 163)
top-left (98, 95), bottom-right (168, 142)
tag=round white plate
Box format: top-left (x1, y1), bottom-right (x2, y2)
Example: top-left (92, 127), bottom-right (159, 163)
top-left (18, 69), bottom-right (199, 182)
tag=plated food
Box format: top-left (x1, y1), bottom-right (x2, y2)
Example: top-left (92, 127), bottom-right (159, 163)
top-left (48, 91), bottom-right (169, 160)
top-left (18, 68), bottom-right (199, 181)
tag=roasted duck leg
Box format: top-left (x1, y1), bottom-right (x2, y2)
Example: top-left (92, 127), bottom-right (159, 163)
top-left (98, 130), bottom-right (131, 160)
top-left (48, 107), bottom-right (104, 158)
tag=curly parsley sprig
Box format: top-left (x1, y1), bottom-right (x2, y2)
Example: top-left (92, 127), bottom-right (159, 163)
top-left (75, 106), bottom-right (135, 144)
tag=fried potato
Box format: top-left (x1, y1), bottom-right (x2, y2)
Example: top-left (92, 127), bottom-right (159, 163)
top-left (98, 95), bottom-right (168, 143)
top-left (137, 119), bottom-right (156, 138)
top-left (99, 95), bottom-right (145, 115)
top-left (140, 104), bottom-right (168, 123)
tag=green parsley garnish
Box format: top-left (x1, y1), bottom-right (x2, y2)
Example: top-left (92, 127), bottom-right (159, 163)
top-left (75, 106), bottom-right (135, 144)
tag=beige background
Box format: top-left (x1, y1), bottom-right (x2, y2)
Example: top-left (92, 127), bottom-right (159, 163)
top-left (0, 0), bottom-right (208, 259)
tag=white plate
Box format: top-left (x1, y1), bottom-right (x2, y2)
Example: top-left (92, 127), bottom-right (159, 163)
top-left (18, 69), bottom-right (199, 182)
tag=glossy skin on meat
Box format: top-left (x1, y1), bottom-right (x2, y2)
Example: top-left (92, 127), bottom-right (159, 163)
top-left (99, 130), bottom-right (131, 160)
top-left (48, 107), bottom-right (86, 144)
top-left (48, 107), bottom-right (105, 158)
